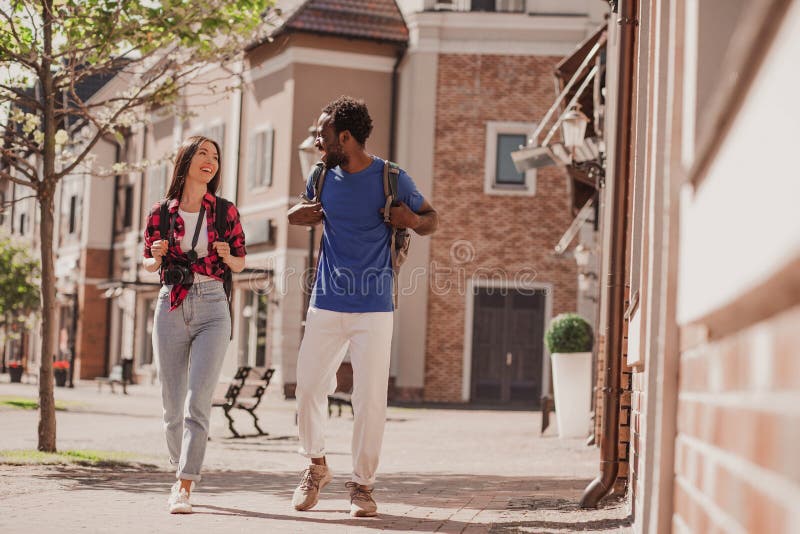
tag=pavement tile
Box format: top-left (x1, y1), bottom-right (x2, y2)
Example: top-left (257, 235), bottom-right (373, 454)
top-left (0, 380), bottom-right (632, 533)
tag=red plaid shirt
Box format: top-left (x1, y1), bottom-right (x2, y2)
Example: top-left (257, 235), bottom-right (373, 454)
top-left (143, 192), bottom-right (246, 311)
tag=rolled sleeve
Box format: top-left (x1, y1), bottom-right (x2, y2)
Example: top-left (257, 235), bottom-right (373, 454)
top-left (226, 203), bottom-right (247, 257)
top-left (143, 203), bottom-right (162, 259)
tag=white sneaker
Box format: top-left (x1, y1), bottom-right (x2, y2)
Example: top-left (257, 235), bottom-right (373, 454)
top-left (168, 481), bottom-right (193, 514)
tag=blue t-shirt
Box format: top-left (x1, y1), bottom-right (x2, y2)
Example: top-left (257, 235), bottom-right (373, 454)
top-left (306, 156), bottom-right (425, 313)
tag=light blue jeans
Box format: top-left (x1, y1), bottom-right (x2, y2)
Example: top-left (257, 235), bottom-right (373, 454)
top-left (153, 280), bottom-right (230, 482)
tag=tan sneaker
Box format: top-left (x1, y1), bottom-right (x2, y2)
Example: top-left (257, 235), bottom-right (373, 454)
top-left (292, 464), bottom-right (333, 511)
top-left (346, 481), bottom-right (377, 517)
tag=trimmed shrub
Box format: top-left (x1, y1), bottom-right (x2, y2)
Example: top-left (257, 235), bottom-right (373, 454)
top-left (545, 313), bottom-right (593, 353)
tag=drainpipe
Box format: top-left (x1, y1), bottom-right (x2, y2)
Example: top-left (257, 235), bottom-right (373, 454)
top-left (580, 0), bottom-right (637, 509)
top-left (234, 59), bottom-right (245, 205)
top-left (389, 44), bottom-right (407, 162)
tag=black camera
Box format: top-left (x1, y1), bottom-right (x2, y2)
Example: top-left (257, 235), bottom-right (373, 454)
top-left (163, 263), bottom-right (194, 285)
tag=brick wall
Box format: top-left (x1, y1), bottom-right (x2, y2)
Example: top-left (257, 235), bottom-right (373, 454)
top-left (594, 333), bottom-right (606, 441)
top-left (617, 313), bottom-right (632, 495)
top-left (76, 248), bottom-right (111, 378)
top-left (424, 53), bottom-right (578, 403)
top-left (630, 369), bottom-right (646, 515)
top-left (673, 305), bottom-right (800, 533)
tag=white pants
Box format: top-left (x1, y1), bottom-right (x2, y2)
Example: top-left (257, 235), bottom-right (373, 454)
top-left (296, 307), bottom-right (394, 486)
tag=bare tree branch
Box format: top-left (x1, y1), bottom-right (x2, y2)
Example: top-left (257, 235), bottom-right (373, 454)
top-left (0, 167), bottom-right (37, 190)
top-left (1, 193), bottom-right (37, 209)
top-left (0, 83), bottom-right (43, 111)
top-left (0, 147), bottom-right (39, 182)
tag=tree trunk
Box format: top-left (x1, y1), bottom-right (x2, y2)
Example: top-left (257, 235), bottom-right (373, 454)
top-left (38, 0), bottom-right (57, 452)
top-left (37, 187), bottom-right (57, 452)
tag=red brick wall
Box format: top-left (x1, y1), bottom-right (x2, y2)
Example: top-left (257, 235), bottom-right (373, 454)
top-left (630, 369), bottom-right (646, 512)
top-left (424, 54), bottom-right (578, 403)
top-left (673, 305), bottom-right (800, 533)
top-left (76, 248), bottom-right (111, 378)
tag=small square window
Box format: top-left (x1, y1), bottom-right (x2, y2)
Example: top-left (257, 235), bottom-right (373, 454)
top-left (484, 121), bottom-right (537, 196)
top-left (247, 127), bottom-right (274, 191)
top-left (495, 134), bottom-right (527, 185)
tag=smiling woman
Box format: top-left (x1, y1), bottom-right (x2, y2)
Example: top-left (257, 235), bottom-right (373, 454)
top-left (141, 135), bottom-right (247, 514)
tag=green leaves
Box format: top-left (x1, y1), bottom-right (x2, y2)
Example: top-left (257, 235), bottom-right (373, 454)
top-left (545, 313), bottom-right (594, 354)
top-left (0, 235), bottom-right (41, 320)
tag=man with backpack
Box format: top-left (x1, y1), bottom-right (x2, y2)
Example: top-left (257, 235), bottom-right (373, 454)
top-left (287, 96), bottom-right (438, 517)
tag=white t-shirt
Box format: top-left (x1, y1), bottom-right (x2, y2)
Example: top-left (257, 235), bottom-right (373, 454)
top-left (179, 209), bottom-right (215, 284)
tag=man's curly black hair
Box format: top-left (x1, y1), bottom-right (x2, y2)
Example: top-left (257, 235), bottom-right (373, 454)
top-left (323, 96), bottom-right (373, 146)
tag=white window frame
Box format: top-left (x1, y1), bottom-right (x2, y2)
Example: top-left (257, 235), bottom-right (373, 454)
top-left (146, 162), bottom-right (170, 209)
top-left (196, 120), bottom-right (225, 147)
top-left (484, 121), bottom-right (537, 196)
top-left (247, 125), bottom-right (274, 192)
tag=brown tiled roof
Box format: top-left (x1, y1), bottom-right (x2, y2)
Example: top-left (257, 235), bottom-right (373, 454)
top-left (280, 0), bottom-right (408, 45)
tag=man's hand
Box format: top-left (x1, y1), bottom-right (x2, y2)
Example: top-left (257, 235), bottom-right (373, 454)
top-left (288, 201), bottom-right (323, 226)
top-left (380, 201), bottom-right (420, 230)
top-left (380, 199), bottom-right (438, 236)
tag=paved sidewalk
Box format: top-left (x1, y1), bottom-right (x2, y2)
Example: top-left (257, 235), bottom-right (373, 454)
top-left (0, 380), bottom-right (631, 533)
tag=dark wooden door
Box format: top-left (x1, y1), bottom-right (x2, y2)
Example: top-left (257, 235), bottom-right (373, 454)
top-left (471, 287), bottom-right (546, 406)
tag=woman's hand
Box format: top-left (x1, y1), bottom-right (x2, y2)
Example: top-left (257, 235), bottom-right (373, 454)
top-left (143, 240), bottom-right (168, 272)
top-left (213, 240), bottom-right (231, 261)
top-left (151, 240), bottom-right (168, 262)
top-left (213, 241), bottom-right (245, 273)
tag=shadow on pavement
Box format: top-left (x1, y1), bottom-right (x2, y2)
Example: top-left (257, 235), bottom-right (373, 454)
top-left (37, 467), bottom-right (590, 506)
top-left (31, 466), bottom-right (629, 532)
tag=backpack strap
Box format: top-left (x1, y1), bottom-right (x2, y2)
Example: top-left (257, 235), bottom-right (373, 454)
top-left (382, 161), bottom-right (400, 223)
top-left (308, 163), bottom-right (328, 302)
top-left (214, 195), bottom-right (230, 241)
top-left (214, 195), bottom-right (235, 340)
top-left (383, 160), bottom-right (402, 309)
top-left (159, 200), bottom-right (170, 245)
top-left (312, 162), bottom-right (326, 202)
top-left (158, 200), bottom-right (171, 281)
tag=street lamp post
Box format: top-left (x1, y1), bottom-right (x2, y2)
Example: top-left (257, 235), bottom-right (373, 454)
top-left (562, 104), bottom-right (605, 190)
top-left (297, 127), bottom-right (319, 323)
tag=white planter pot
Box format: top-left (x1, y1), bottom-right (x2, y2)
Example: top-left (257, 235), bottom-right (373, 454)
top-left (550, 351), bottom-right (593, 439)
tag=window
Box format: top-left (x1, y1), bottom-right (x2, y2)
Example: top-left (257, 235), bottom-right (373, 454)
top-left (0, 192), bottom-right (5, 226)
top-left (239, 291), bottom-right (269, 368)
top-left (142, 298), bottom-right (156, 366)
top-left (241, 218), bottom-right (276, 246)
top-left (123, 185), bottom-right (134, 229)
top-left (19, 213), bottom-right (26, 235)
top-left (484, 121), bottom-right (537, 196)
top-left (146, 162), bottom-right (170, 210)
top-left (495, 134), bottom-right (527, 185)
top-left (68, 195), bottom-right (78, 234)
top-left (247, 127), bottom-right (274, 190)
top-left (193, 122), bottom-right (225, 149)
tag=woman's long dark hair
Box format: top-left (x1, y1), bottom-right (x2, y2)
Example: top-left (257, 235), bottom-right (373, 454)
top-left (165, 135), bottom-right (222, 200)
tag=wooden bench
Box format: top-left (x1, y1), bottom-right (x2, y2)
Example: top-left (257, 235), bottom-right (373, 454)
top-left (95, 359), bottom-right (133, 394)
top-left (327, 361), bottom-right (354, 417)
top-left (212, 367), bottom-right (275, 438)
top-left (327, 390), bottom-right (354, 417)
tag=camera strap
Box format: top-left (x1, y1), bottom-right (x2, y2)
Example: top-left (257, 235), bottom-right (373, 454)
top-left (168, 205), bottom-right (206, 256)
top-left (189, 204), bottom-right (206, 254)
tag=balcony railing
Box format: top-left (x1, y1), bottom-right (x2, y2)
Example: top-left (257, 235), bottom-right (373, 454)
top-left (426, 0), bottom-right (592, 15)
top-left (428, 0), bottom-right (526, 13)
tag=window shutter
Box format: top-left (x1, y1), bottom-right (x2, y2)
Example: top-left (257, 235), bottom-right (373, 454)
top-left (247, 134), bottom-right (258, 190)
top-left (263, 127), bottom-right (274, 187)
